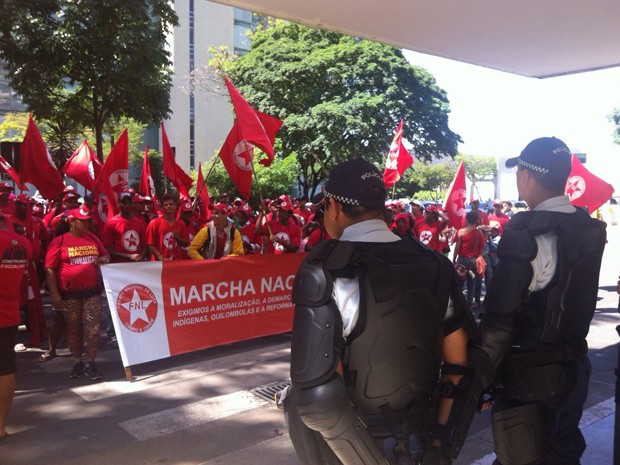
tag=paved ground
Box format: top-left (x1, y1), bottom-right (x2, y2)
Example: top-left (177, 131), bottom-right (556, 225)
top-left (2, 225), bottom-right (619, 465)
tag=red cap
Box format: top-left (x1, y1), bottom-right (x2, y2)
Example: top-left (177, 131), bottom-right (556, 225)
top-left (63, 192), bottom-right (80, 202)
top-left (239, 203), bottom-right (252, 215)
top-left (180, 200), bottom-right (193, 212)
top-left (67, 207), bottom-right (91, 220)
top-left (0, 182), bottom-right (13, 190)
top-left (209, 202), bottom-right (228, 213)
top-left (279, 200), bottom-right (294, 211)
top-left (16, 194), bottom-right (33, 204)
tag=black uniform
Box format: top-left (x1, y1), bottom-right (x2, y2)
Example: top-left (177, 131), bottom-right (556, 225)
top-left (474, 206), bottom-right (606, 465)
top-left (284, 236), bottom-right (476, 465)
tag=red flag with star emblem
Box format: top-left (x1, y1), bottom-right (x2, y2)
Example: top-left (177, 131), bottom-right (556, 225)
top-left (93, 128), bottom-right (129, 218)
top-left (218, 122), bottom-right (254, 199)
top-left (223, 77), bottom-right (283, 166)
top-left (383, 120), bottom-right (414, 188)
top-left (61, 140), bottom-right (102, 191)
top-left (161, 122), bottom-right (193, 199)
top-left (19, 115), bottom-right (65, 200)
top-left (565, 155), bottom-right (614, 213)
top-left (0, 155), bottom-right (24, 189)
top-left (442, 161), bottom-right (467, 228)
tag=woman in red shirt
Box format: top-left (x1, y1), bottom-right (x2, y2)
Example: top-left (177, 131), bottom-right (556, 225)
top-left (45, 207), bottom-right (110, 381)
top-left (452, 210), bottom-right (485, 306)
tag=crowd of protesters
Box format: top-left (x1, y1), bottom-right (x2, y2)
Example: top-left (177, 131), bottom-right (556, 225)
top-left (0, 177), bottom-right (518, 383)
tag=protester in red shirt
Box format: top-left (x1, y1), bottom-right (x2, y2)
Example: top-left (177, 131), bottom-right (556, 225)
top-left (462, 199), bottom-right (489, 227)
top-left (409, 199), bottom-right (426, 237)
top-left (0, 183), bottom-right (15, 219)
top-left (453, 210), bottom-right (485, 306)
top-left (417, 205), bottom-right (448, 253)
top-left (101, 191), bottom-right (147, 263)
top-left (235, 203), bottom-right (262, 255)
top-left (0, 213), bottom-right (31, 441)
top-left (294, 197), bottom-right (312, 224)
top-left (488, 199), bottom-right (511, 235)
top-left (45, 207), bottom-right (110, 380)
top-left (255, 199), bottom-right (301, 254)
top-left (145, 194), bottom-right (190, 261)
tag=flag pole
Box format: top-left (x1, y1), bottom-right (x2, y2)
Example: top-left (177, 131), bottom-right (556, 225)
top-left (248, 149), bottom-right (273, 239)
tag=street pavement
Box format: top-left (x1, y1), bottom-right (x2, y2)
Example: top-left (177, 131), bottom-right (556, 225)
top-left (2, 225), bottom-right (619, 465)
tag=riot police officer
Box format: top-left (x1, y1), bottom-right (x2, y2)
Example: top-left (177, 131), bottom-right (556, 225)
top-left (284, 158), bottom-right (477, 465)
top-left (470, 137), bottom-right (607, 465)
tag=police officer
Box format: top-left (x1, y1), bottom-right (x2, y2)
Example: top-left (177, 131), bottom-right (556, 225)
top-left (470, 137), bottom-right (607, 465)
top-left (284, 159), bottom-right (477, 465)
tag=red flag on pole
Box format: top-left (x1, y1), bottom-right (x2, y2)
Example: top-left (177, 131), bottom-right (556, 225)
top-left (0, 155), bottom-right (24, 188)
top-left (61, 140), bottom-right (102, 191)
top-left (161, 122), bottom-right (193, 199)
top-left (140, 146), bottom-right (156, 198)
top-left (195, 162), bottom-right (212, 224)
top-left (442, 161), bottom-right (468, 229)
top-left (565, 155), bottom-right (614, 212)
top-left (93, 128), bottom-right (129, 219)
top-left (218, 122), bottom-right (254, 199)
top-left (223, 77), bottom-right (283, 165)
top-left (383, 120), bottom-right (414, 188)
top-left (19, 115), bottom-right (64, 200)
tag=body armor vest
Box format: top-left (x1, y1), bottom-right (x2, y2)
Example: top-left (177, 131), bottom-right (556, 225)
top-left (342, 240), bottom-right (453, 428)
top-left (502, 209), bottom-right (606, 351)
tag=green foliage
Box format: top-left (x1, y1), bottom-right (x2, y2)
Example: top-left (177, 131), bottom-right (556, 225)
top-left (407, 162), bottom-right (456, 195)
top-left (228, 20), bottom-right (461, 198)
top-left (0, 0), bottom-right (178, 159)
top-left (609, 107), bottom-right (620, 145)
top-left (456, 153), bottom-right (498, 199)
top-left (414, 189), bottom-right (448, 202)
top-left (0, 112), bottom-right (29, 142)
top-left (196, 153), bottom-right (300, 208)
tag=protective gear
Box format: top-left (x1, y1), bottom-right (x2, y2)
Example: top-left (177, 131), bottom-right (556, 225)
top-left (470, 208), bottom-right (606, 465)
top-left (288, 238), bottom-right (467, 465)
top-left (491, 403), bottom-right (548, 465)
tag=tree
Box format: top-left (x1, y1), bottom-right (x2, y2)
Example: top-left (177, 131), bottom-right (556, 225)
top-left (219, 20), bottom-right (460, 198)
top-left (457, 153), bottom-right (498, 200)
top-left (609, 107), bottom-right (620, 145)
top-left (0, 112), bottom-right (28, 142)
top-left (196, 153), bottom-right (300, 205)
top-left (0, 0), bottom-right (178, 161)
top-left (407, 163), bottom-right (457, 201)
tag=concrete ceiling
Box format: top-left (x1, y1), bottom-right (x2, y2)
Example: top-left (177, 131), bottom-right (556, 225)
top-left (211, 0), bottom-right (620, 78)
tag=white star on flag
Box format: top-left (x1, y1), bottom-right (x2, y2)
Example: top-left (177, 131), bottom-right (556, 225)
top-left (120, 290), bottom-right (153, 325)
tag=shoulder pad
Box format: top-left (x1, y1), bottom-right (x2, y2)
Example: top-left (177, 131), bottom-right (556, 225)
top-left (497, 228), bottom-right (537, 262)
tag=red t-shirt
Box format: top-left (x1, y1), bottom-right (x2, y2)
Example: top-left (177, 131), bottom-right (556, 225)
top-left (259, 218), bottom-right (301, 254)
top-left (458, 228), bottom-right (485, 257)
top-left (240, 221), bottom-right (261, 255)
top-left (0, 230), bottom-right (32, 327)
top-left (417, 220), bottom-right (446, 253)
top-left (145, 217), bottom-right (189, 260)
top-left (101, 214), bottom-right (146, 262)
top-left (45, 232), bottom-right (107, 300)
top-left (488, 212), bottom-right (510, 235)
top-left (306, 226), bottom-right (330, 248)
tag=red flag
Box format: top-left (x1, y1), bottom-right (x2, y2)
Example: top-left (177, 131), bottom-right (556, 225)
top-left (442, 161), bottom-right (468, 229)
top-left (565, 155), bottom-right (614, 213)
top-left (383, 120), bottom-right (414, 188)
top-left (161, 122), bottom-right (193, 199)
top-left (140, 146), bottom-right (156, 198)
top-left (195, 162), bottom-right (211, 223)
top-left (223, 77), bottom-right (283, 165)
top-left (19, 115), bottom-right (64, 200)
top-left (93, 129), bottom-right (129, 218)
top-left (218, 122), bottom-right (254, 199)
top-left (61, 140), bottom-right (102, 191)
top-left (0, 155), bottom-right (24, 188)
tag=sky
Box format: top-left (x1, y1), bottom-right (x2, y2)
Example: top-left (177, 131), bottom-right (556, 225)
top-left (403, 50), bottom-right (620, 201)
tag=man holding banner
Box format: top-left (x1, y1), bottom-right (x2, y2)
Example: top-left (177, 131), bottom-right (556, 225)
top-left (285, 158), bottom-right (477, 465)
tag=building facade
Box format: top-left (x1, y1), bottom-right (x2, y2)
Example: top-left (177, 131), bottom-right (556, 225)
top-left (161, 1), bottom-right (254, 173)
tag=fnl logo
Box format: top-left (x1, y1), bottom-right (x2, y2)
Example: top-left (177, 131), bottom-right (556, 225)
top-left (116, 284), bottom-right (158, 333)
